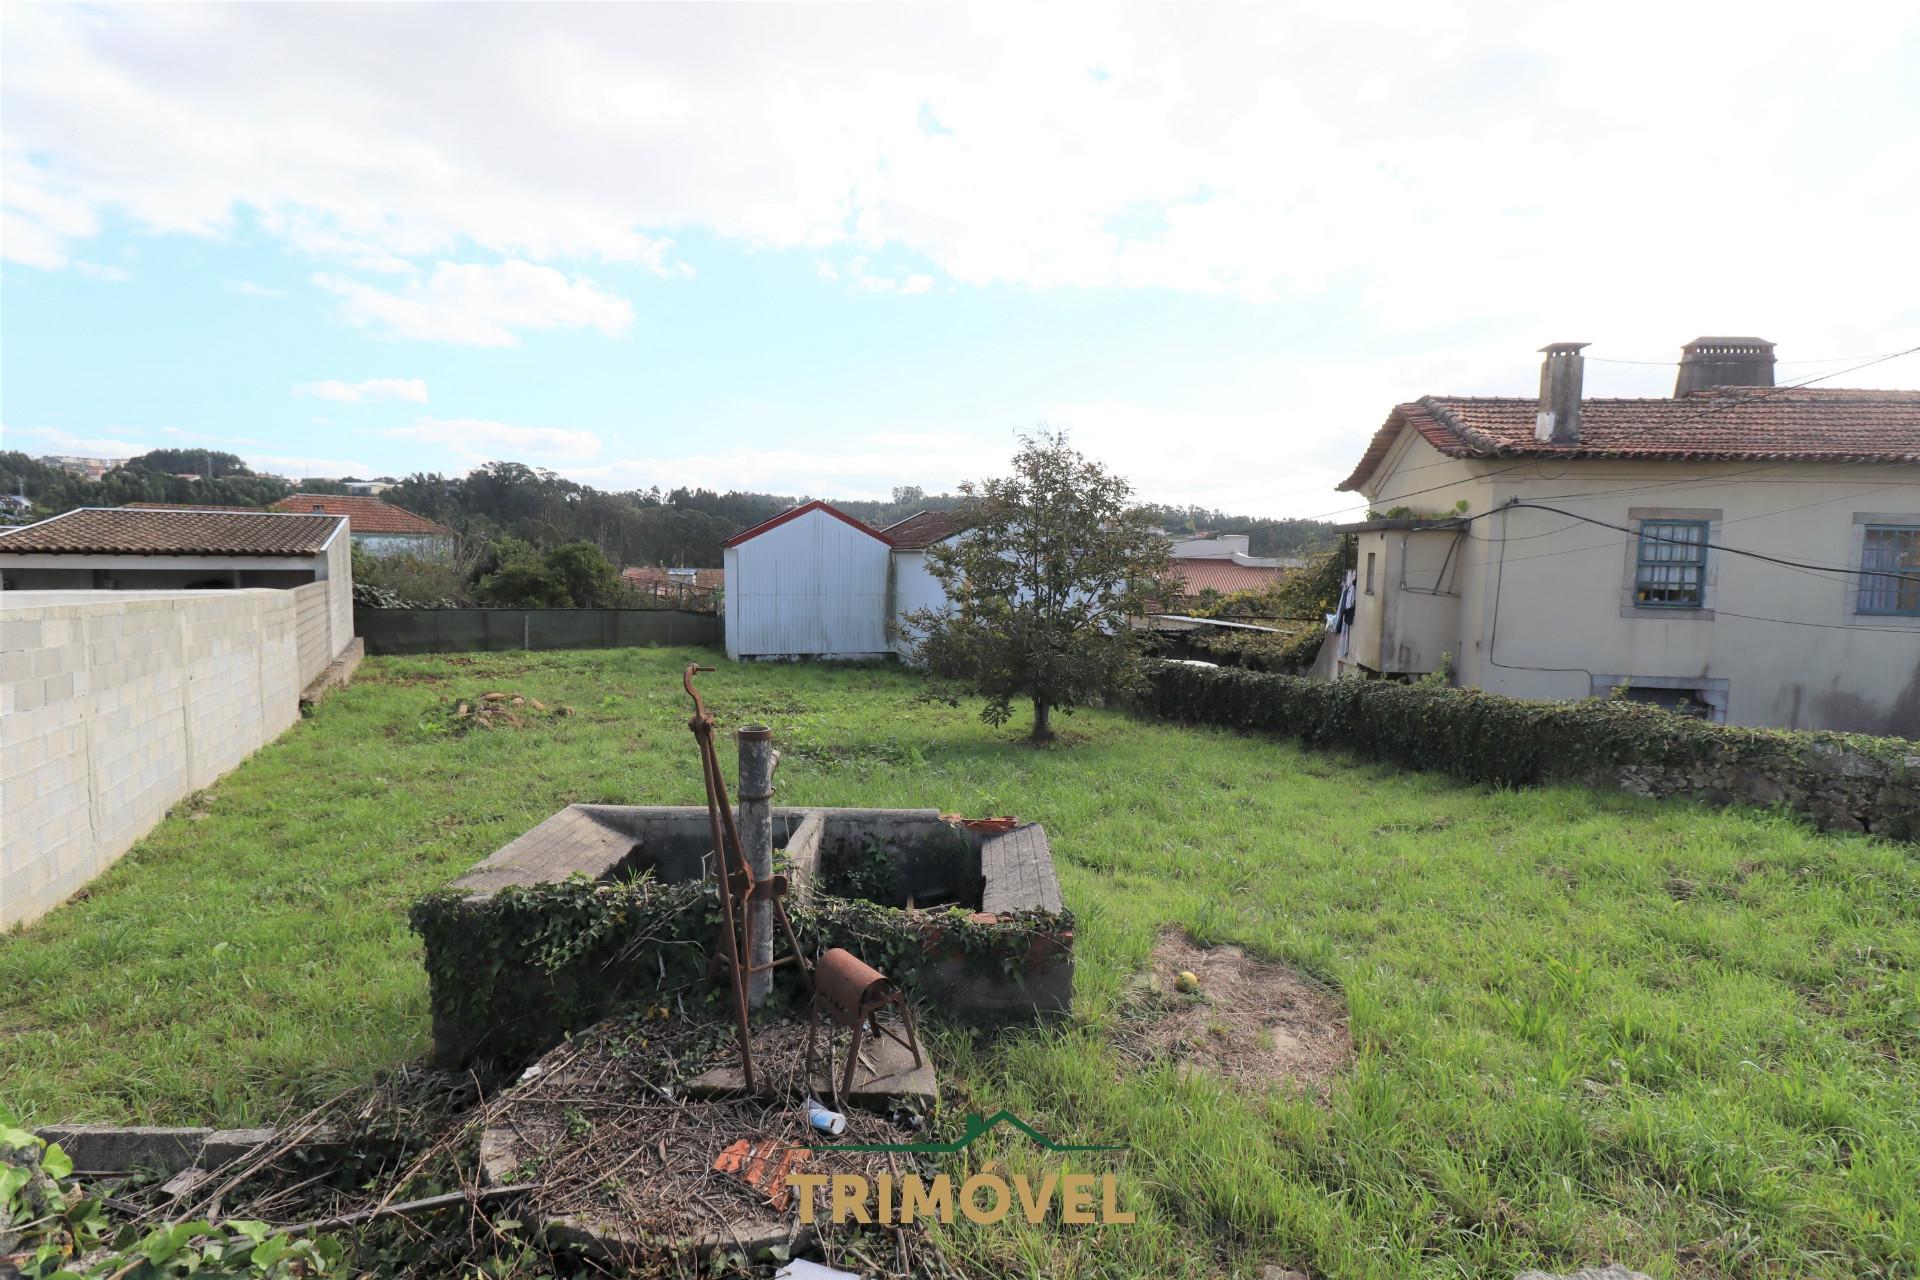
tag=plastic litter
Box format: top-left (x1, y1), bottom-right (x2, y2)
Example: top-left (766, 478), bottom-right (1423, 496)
top-left (805, 1097), bottom-right (847, 1137)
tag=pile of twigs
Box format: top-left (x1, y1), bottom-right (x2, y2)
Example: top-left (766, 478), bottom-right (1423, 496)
top-left (95, 1006), bottom-right (954, 1277)
top-left (482, 1007), bottom-right (949, 1277)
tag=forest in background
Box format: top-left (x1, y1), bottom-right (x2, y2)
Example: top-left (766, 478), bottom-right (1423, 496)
top-left (1, 452), bottom-right (1338, 570)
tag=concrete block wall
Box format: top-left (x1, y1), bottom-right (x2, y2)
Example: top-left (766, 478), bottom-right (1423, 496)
top-left (322, 530), bottom-right (354, 663)
top-left (2, 590), bottom-right (304, 930)
top-left (293, 581), bottom-right (334, 687)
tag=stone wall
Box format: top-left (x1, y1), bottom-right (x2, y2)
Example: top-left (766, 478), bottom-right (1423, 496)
top-left (1, 590), bottom-right (305, 929)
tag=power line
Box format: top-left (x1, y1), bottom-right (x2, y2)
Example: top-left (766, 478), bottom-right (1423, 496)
top-left (1709, 609), bottom-right (1920, 635)
top-left (1588, 352), bottom-right (1896, 368)
top-left (1606, 344), bottom-right (1920, 437)
top-left (1247, 342), bottom-right (1918, 520)
top-left (1501, 500), bottom-right (1919, 584)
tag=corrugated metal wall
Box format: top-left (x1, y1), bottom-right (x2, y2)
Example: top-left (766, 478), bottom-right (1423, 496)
top-left (725, 509), bottom-right (892, 659)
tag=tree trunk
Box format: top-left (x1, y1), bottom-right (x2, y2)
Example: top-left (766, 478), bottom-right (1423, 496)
top-left (1031, 698), bottom-right (1052, 742)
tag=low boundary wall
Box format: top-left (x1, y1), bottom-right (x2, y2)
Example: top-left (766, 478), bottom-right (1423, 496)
top-left (355, 607), bottom-right (720, 655)
top-left (2, 590), bottom-right (308, 928)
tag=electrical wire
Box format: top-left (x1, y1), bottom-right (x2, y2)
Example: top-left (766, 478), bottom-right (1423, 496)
top-left (1227, 343), bottom-right (1918, 521)
top-left (1500, 500), bottom-right (1920, 584)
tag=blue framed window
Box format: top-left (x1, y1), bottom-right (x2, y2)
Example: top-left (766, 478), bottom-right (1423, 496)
top-left (1633, 519), bottom-right (1709, 608)
top-left (1857, 525), bottom-right (1920, 616)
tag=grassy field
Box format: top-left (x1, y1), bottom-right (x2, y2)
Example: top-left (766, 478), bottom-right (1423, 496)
top-left (3, 647), bottom-right (1917, 1278)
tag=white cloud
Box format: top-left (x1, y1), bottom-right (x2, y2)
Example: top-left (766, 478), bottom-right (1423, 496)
top-left (1, 0), bottom-right (1910, 335)
top-left (294, 377), bottom-right (429, 404)
top-left (840, 256), bottom-right (935, 295)
top-left (15, 426), bottom-right (156, 456)
top-left (73, 259), bottom-right (129, 281)
top-left (314, 261), bottom-right (633, 346)
top-left (384, 416), bottom-right (603, 461)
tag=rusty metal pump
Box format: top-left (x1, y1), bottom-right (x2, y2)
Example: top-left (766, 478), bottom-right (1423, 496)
top-left (804, 947), bottom-right (923, 1106)
top-left (683, 664), bottom-right (808, 1092)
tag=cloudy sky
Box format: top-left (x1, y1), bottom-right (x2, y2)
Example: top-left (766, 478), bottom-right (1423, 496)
top-left (4, 2), bottom-right (1918, 518)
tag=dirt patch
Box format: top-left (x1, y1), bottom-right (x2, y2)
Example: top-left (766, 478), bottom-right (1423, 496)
top-left (1124, 930), bottom-right (1352, 1095)
top-left (445, 691), bottom-right (574, 734)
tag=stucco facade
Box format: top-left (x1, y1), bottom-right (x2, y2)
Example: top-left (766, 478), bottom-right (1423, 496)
top-left (1341, 428), bottom-right (1920, 737)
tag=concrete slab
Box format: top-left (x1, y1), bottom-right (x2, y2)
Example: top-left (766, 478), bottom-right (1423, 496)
top-left (477, 1123), bottom-right (809, 1263)
top-left (202, 1128), bottom-right (277, 1167)
top-left (34, 1125), bottom-right (210, 1175)
top-left (684, 1033), bottom-right (935, 1111)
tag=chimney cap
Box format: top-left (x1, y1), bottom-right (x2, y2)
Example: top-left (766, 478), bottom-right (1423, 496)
top-left (1682, 336), bottom-right (1775, 353)
top-left (1538, 342), bottom-right (1591, 354)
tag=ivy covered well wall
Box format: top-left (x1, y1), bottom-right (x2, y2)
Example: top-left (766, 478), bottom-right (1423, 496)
top-left (411, 878), bottom-right (1072, 1069)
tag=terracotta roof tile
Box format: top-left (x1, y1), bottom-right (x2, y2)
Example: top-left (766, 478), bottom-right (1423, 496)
top-left (268, 494), bottom-right (456, 536)
top-left (880, 510), bottom-right (971, 549)
top-left (0, 508), bottom-right (344, 556)
top-left (623, 566), bottom-right (722, 589)
top-left (1169, 560), bottom-right (1289, 596)
top-left (1338, 387), bottom-right (1920, 491)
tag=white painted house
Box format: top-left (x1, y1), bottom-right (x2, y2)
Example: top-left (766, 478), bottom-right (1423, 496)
top-left (1330, 337), bottom-right (1920, 737)
top-left (879, 511), bottom-right (970, 656)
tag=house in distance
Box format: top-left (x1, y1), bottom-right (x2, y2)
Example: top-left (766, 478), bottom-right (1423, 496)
top-left (270, 494), bottom-right (457, 559)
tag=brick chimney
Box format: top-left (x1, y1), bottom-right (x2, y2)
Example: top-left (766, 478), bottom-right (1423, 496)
top-left (1535, 342), bottom-right (1589, 444)
top-left (1676, 336), bottom-right (1775, 396)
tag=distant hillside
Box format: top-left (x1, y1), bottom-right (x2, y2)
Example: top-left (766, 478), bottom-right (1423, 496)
top-left (2, 456), bottom-right (1339, 565)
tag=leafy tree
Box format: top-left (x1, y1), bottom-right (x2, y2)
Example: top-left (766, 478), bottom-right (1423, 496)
top-left (471, 537), bottom-right (625, 608)
top-left (472, 538), bottom-right (572, 607)
top-left (0, 451), bottom-right (289, 518)
top-left (544, 539), bottom-right (624, 607)
top-left (125, 448), bottom-right (252, 478)
top-left (905, 430), bottom-right (1170, 742)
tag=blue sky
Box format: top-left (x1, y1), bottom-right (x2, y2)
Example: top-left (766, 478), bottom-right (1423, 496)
top-left (5, 3), bottom-right (1918, 518)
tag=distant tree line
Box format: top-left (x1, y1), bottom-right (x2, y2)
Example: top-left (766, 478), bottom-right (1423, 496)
top-left (1136, 503), bottom-right (1337, 559)
top-left (4, 453), bottom-right (1339, 594)
top-left (0, 450), bottom-right (292, 518)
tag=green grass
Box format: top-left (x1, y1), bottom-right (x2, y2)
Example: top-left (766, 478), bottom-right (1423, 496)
top-left (4, 647), bottom-right (1917, 1278)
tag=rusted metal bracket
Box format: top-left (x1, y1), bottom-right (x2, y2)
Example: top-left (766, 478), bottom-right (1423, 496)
top-left (683, 664), bottom-right (810, 1093)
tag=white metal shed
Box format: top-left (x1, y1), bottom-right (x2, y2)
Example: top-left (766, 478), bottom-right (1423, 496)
top-left (722, 501), bottom-right (895, 660)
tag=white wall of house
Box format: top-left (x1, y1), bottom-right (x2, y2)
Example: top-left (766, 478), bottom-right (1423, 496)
top-left (353, 532), bottom-right (454, 559)
top-left (724, 507), bottom-right (893, 659)
top-left (1345, 430), bottom-right (1920, 737)
top-left (1, 589), bottom-right (307, 929)
top-left (887, 544), bottom-right (955, 657)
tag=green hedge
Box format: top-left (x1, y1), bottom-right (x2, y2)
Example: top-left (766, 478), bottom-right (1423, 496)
top-left (1140, 662), bottom-right (1919, 839)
